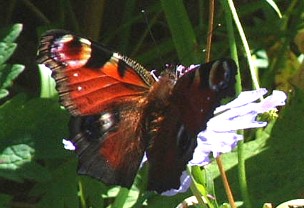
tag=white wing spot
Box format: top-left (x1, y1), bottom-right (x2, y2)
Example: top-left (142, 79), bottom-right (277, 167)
top-left (100, 112), bottom-right (115, 132)
top-left (79, 38), bottom-right (91, 45)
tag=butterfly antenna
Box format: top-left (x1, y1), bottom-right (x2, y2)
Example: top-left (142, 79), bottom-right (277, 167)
top-left (141, 9), bottom-right (164, 67)
top-left (150, 70), bottom-right (159, 81)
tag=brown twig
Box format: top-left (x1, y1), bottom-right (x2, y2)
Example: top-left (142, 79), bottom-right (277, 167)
top-left (205, 0), bottom-right (215, 62)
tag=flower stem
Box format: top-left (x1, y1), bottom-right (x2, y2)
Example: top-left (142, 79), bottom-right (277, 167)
top-left (226, 0), bottom-right (260, 90)
top-left (78, 179), bottom-right (87, 208)
top-left (220, 1), bottom-right (252, 207)
top-left (220, 0), bottom-right (241, 94)
top-left (216, 156), bottom-right (236, 208)
top-left (237, 134), bottom-right (252, 208)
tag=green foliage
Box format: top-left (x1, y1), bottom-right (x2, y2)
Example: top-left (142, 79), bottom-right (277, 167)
top-left (0, 24), bottom-right (24, 99)
top-left (0, 0), bottom-right (303, 207)
top-left (160, 0), bottom-right (201, 65)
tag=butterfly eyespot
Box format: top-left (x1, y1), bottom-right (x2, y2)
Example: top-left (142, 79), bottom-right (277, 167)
top-left (218, 81), bottom-right (228, 89)
top-left (99, 112), bottom-right (118, 132)
top-left (176, 126), bottom-right (188, 149)
top-left (51, 36), bottom-right (92, 69)
top-left (176, 125), bottom-right (196, 158)
top-left (209, 60), bottom-right (232, 91)
top-left (79, 115), bottom-right (103, 141)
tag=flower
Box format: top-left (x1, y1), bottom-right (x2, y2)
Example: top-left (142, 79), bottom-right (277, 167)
top-left (161, 171), bottom-right (191, 196)
top-left (162, 89), bottom-right (287, 196)
top-left (63, 139), bottom-right (76, 151)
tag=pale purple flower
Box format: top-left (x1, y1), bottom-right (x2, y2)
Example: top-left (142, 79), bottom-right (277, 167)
top-left (189, 130), bottom-right (243, 166)
top-left (63, 139), bottom-right (76, 151)
top-left (161, 171), bottom-right (191, 196)
top-left (162, 89), bottom-right (287, 196)
top-left (207, 89), bottom-right (287, 131)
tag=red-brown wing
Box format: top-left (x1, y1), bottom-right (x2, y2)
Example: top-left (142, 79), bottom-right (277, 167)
top-left (146, 59), bottom-right (237, 193)
top-left (37, 30), bottom-right (153, 188)
top-left (69, 99), bottom-right (145, 188)
top-left (37, 30), bottom-right (154, 116)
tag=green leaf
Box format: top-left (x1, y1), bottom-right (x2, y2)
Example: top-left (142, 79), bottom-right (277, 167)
top-left (0, 94), bottom-right (80, 208)
top-left (111, 187), bottom-right (134, 208)
top-left (30, 160), bottom-right (79, 208)
top-left (79, 177), bottom-right (106, 208)
top-left (0, 144), bottom-right (34, 182)
top-left (0, 143), bottom-right (50, 182)
top-left (0, 194), bottom-right (12, 207)
top-left (0, 64), bottom-right (24, 89)
top-left (0, 24), bottom-right (23, 43)
top-left (0, 144), bottom-right (34, 169)
top-left (0, 89), bottom-right (8, 99)
top-left (0, 24), bottom-right (24, 99)
top-left (264, 0), bottom-right (282, 18)
top-left (18, 162), bottom-right (52, 182)
top-left (146, 192), bottom-right (191, 208)
top-left (0, 42), bottom-right (17, 66)
top-left (160, 0), bottom-right (200, 65)
top-left (0, 95), bottom-right (70, 160)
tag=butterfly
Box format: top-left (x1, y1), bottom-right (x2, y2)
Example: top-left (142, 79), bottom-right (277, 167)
top-left (37, 30), bottom-right (237, 193)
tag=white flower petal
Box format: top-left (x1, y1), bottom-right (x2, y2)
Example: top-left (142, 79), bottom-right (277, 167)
top-left (189, 130), bottom-right (243, 165)
top-left (140, 152), bottom-right (148, 168)
top-left (214, 88), bottom-right (267, 114)
top-left (208, 90), bottom-right (287, 131)
top-left (62, 139), bottom-right (76, 151)
top-left (208, 109), bottom-right (267, 131)
top-left (258, 90), bottom-right (287, 111)
top-left (161, 171), bottom-right (191, 196)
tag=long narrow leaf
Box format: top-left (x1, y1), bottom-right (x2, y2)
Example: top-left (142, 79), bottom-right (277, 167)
top-left (2, 24), bottom-right (23, 43)
top-left (264, 0), bottom-right (282, 18)
top-left (160, 0), bottom-right (200, 65)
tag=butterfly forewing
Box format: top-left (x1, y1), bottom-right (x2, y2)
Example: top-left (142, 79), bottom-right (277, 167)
top-left (146, 59), bottom-right (237, 193)
top-left (37, 30), bottom-right (152, 188)
top-left (37, 30), bottom-right (154, 116)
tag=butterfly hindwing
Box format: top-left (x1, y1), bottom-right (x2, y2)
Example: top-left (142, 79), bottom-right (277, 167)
top-left (69, 100), bottom-right (146, 187)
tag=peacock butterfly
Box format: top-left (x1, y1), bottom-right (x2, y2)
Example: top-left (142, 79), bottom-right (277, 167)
top-left (37, 30), bottom-right (237, 193)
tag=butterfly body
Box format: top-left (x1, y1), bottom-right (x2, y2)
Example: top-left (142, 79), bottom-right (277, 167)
top-left (37, 30), bottom-right (237, 193)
